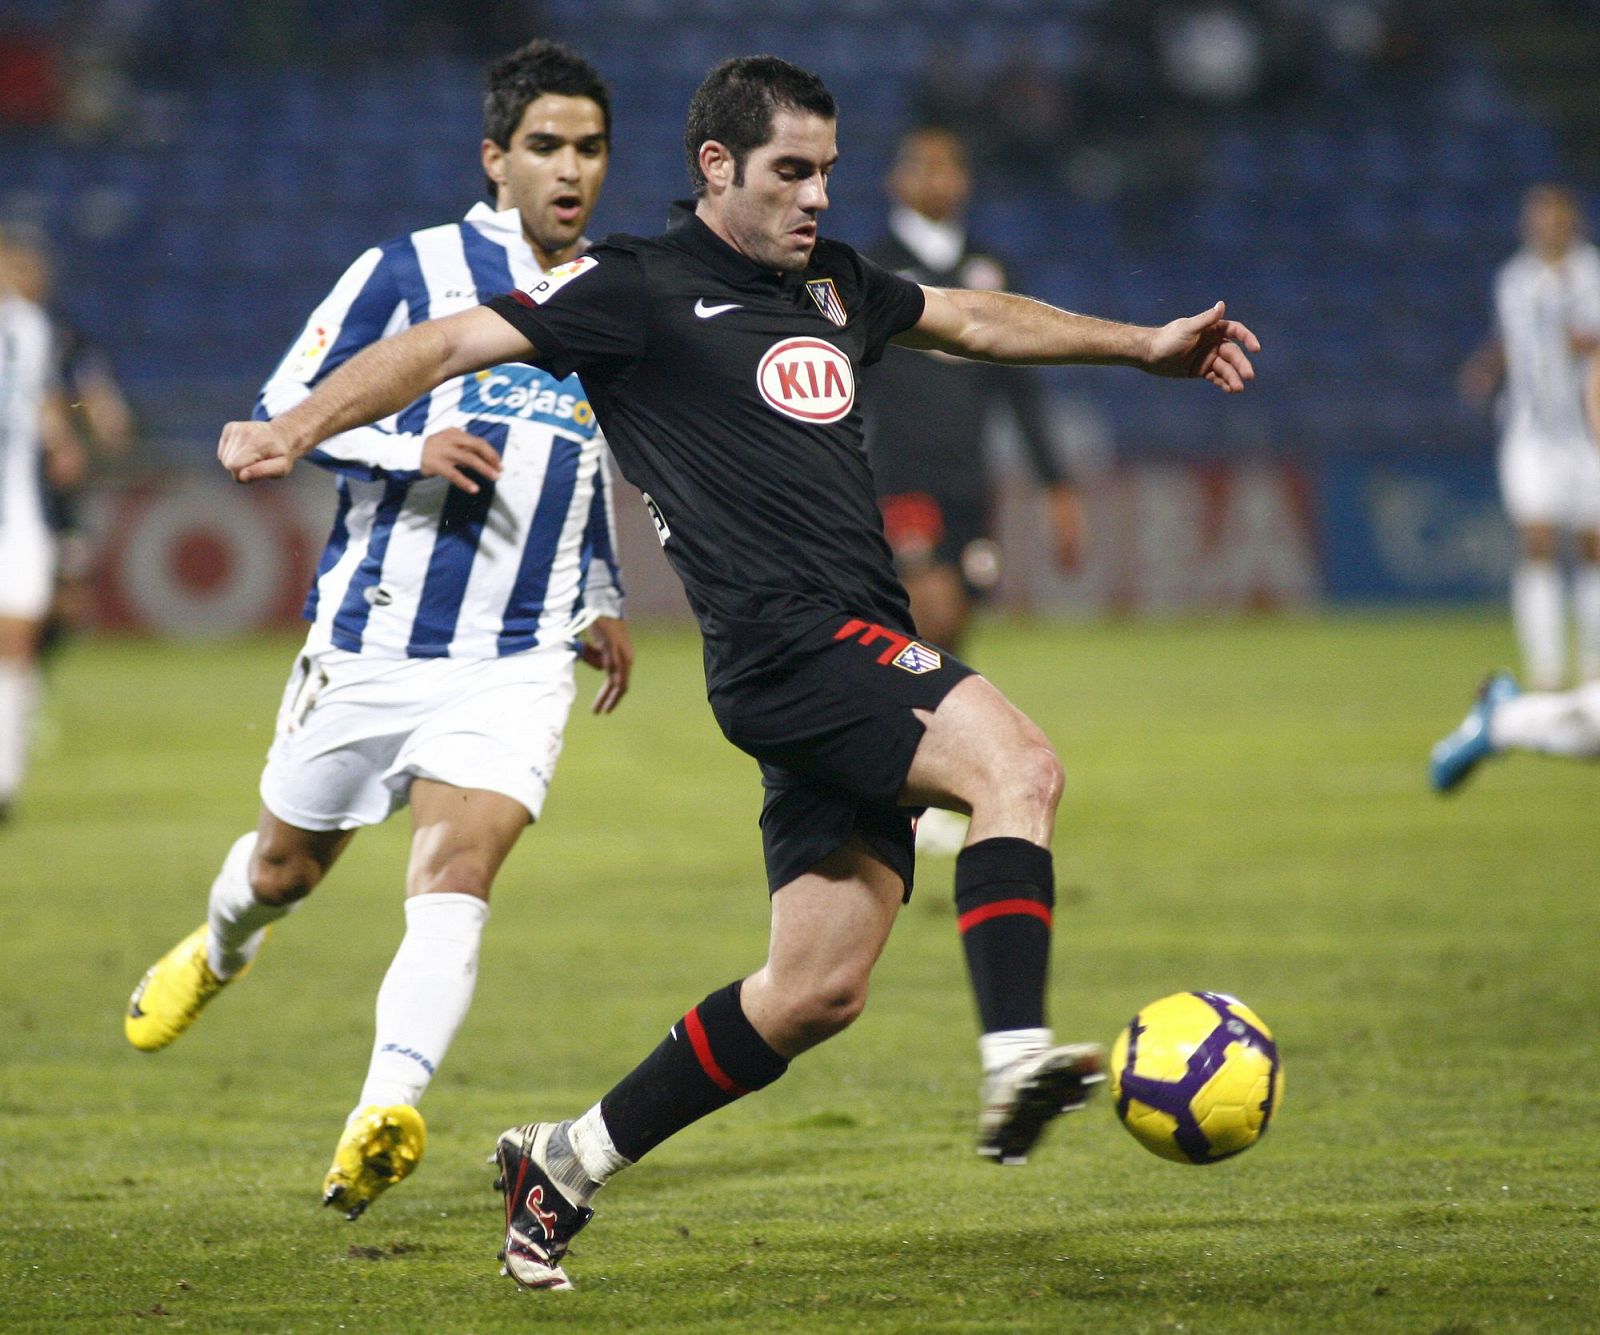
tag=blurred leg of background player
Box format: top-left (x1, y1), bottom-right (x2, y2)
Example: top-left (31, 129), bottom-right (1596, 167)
top-left (1432, 671), bottom-right (1600, 791)
top-left (1511, 521), bottom-right (1569, 691)
top-left (492, 673), bottom-right (1101, 1291)
top-left (1577, 529), bottom-right (1600, 682)
top-left (0, 618), bottom-right (43, 822)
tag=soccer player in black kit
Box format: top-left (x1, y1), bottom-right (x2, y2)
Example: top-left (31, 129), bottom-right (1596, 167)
top-left (219, 56), bottom-right (1260, 1291)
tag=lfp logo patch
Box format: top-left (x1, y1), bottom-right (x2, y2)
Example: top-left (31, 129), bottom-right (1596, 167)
top-left (892, 641), bottom-right (943, 675)
top-left (518, 254), bottom-right (598, 306)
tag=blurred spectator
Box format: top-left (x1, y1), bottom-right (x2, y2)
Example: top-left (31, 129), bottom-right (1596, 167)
top-left (983, 47), bottom-right (1079, 188)
top-left (0, 22), bottom-right (65, 128)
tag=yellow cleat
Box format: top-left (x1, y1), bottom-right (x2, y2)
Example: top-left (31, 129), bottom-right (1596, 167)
top-left (323, 1105), bottom-right (427, 1221)
top-left (125, 924), bottom-right (255, 1052)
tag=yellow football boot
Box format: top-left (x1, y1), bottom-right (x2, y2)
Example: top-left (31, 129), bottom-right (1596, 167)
top-left (322, 1105), bottom-right (427, 1220)
top-left (125, 924), bottom-right (257, 1052)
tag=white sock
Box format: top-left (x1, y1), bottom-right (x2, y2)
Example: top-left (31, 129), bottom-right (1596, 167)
top-left (1575, 563), bottom-right (1600, 682)
top-left (1512, 561), bottom-right (1566, 690)
top-left (0, 661), bottom-right (38, 805)
top-left (979, 1026), bottom-right (1054, 1081)
top-left (206, 832), bottom-right (293, 978)
top-left (568, 1103), bottom-right (631, 1185)
top-left (354, 892), bottom-right (489, 1111)
top-left (1489, 684), bottom-right (1600, 756)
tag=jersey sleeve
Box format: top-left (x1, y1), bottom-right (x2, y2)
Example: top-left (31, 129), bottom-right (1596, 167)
top-left (1573, 250), bottom-right (1600, 337)
top-left (578, 446), bottom-right (625, 621)
top-left (253, 243), bottom-right (427, 480)
top-left (853, 250), bottom-right (927, 367)
top-left (483, 247), bottom-right (649, 385)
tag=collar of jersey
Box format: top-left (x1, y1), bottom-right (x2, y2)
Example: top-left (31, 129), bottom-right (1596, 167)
top-left (465, 201), bottom-right (592, 273)
top-left (666, 200), bottom-right (802, 294)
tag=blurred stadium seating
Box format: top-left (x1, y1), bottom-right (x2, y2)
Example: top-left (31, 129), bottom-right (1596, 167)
top-left (3, 0), bottom-right (1598, 622)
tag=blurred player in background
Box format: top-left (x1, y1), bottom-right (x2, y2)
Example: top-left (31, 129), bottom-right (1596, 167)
top-left (0, 225), bottom-right (137, 655)
top-left (0, 225), bottom-right (83, 824)
top-left (1459, 185), bottom-right (1600, 689)
top-left (1433, 318), bottom-right (1600, 791)
top-left (123, 39), bottom-right (632, 1221)
top-left (862, 125), bottom-right (1083, 854)
top-left (212, 54), bottom-right (1259, 1291)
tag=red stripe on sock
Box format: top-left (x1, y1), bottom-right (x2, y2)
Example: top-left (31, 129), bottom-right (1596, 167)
top-left (683, 1006), bottom-right (748, 1096)
top-left (957, 898), bottom-right (1053, 934)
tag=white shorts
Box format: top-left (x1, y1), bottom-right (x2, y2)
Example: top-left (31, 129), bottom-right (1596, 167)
top-left (0, 522), bottom-right (54, 620)
top-left (259, 645), bottom-right (578, 831)
top-left (1498, 429), bottom-right (1600, 530)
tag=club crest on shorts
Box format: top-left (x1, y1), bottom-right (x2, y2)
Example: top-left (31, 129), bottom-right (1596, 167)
top-left (805, 278), bottom-right (848, 327)
top-left (892, 641), bottom-right (943, 674)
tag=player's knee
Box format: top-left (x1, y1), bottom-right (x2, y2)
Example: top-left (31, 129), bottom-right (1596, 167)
top-left (985, 736), bottom-right (1063, 814)
top-left (784, 978), bottom-right (870, 1046)
top-left (247, 850), bottom-right (322, 906)
top-left (408, 853), bottom-right (495, 901)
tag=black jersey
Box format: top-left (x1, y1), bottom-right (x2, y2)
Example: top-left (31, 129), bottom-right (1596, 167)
top-left (485, 205), bottom-right (927, 692)
top-left (862, 228), bottom-right (1064, 501)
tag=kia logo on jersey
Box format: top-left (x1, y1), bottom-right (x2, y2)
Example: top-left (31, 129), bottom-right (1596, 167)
top-left (755, 337), bottom-right (855, 424)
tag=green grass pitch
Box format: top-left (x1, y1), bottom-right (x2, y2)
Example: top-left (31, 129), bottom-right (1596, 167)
top-left (2, 613), bottom-right (1597, 1332)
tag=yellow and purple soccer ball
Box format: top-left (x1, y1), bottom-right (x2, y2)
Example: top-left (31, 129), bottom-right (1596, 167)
top-left (1109, 991), bottom-right (1283, 1164)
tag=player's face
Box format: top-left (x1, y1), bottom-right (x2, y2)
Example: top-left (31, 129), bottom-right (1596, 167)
top-left (3, 243), bottom-right (50, 303)
top-left (483, 93), bottom-right (609, 268)
top-left (1522, 188), bottom-right (1579, 259)
top-left (716, 110), bottom-right (838, 273)
top-left (889, 130), bottom-right (970, 223)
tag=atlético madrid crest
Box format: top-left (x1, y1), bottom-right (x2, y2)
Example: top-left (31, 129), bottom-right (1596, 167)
top-left (806, 278), bottom-right (848, 327)
top-left (892, 641), bottom-right (943, 674)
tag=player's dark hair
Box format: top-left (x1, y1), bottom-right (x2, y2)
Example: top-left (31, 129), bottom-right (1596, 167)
top-left (483, 39), bottom-right (611, 198)
top-left (683, 55), bottom-right (836, 195)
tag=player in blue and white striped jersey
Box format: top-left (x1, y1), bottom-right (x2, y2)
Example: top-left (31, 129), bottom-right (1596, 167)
top-left (0, 225), bottom-right (82, 823)
top-left (1461, 185), bottom-right (1600, 689)
top-left (124, 40), bottom-right (632, 1223)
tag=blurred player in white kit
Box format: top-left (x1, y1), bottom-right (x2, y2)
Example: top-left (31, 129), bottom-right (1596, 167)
top-left (122, 40), bottom-right (632, 1219)
top-left (0, 225), bottom-right (82, 824)
top-left (1434, 289), bottom-right (1600, 790)
top-left (1459, 184), bottom-right (1600, 690)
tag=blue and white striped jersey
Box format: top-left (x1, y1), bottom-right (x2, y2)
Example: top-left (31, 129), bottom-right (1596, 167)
top-left (0, 293), bottom-right (56, 542)
top-left (255, 203), bottom-right (622, 659)
top-left (1495, 240), bottom-right (1600, 443)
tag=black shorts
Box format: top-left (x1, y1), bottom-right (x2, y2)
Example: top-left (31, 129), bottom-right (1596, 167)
top-left (878, 490), bottom-right (998, 597)
top-left (709, 614), bottom-right (977, 898)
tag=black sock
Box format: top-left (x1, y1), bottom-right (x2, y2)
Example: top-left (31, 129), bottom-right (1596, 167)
top-left (599, 979), bottom-right (789, 1163)
top-left (954, 836), bottom-right (1054, 1033)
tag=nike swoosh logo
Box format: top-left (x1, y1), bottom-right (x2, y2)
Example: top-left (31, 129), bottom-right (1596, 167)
top-left (694, 299), bottom-right (741, 319)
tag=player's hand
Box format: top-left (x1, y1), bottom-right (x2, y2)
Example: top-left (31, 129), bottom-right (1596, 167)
top-left (1146, 302), bottom-right (1259, 392)
top-left (421, 428), bottom-right (503, 494)
top-left (218, 419), bottom-right (300, 483)
top-left (1046, 484), bottom-right (1085, 570)
top-left (44, 434), bottom-right (88, 490)
top-left (580, 616), bottom-right (634, 715)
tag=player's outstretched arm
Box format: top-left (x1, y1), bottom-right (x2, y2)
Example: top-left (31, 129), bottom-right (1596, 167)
top-left (218, 307), bottom-right (536, 483)
top-left (900, 287), bottom-right (1260, 393)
